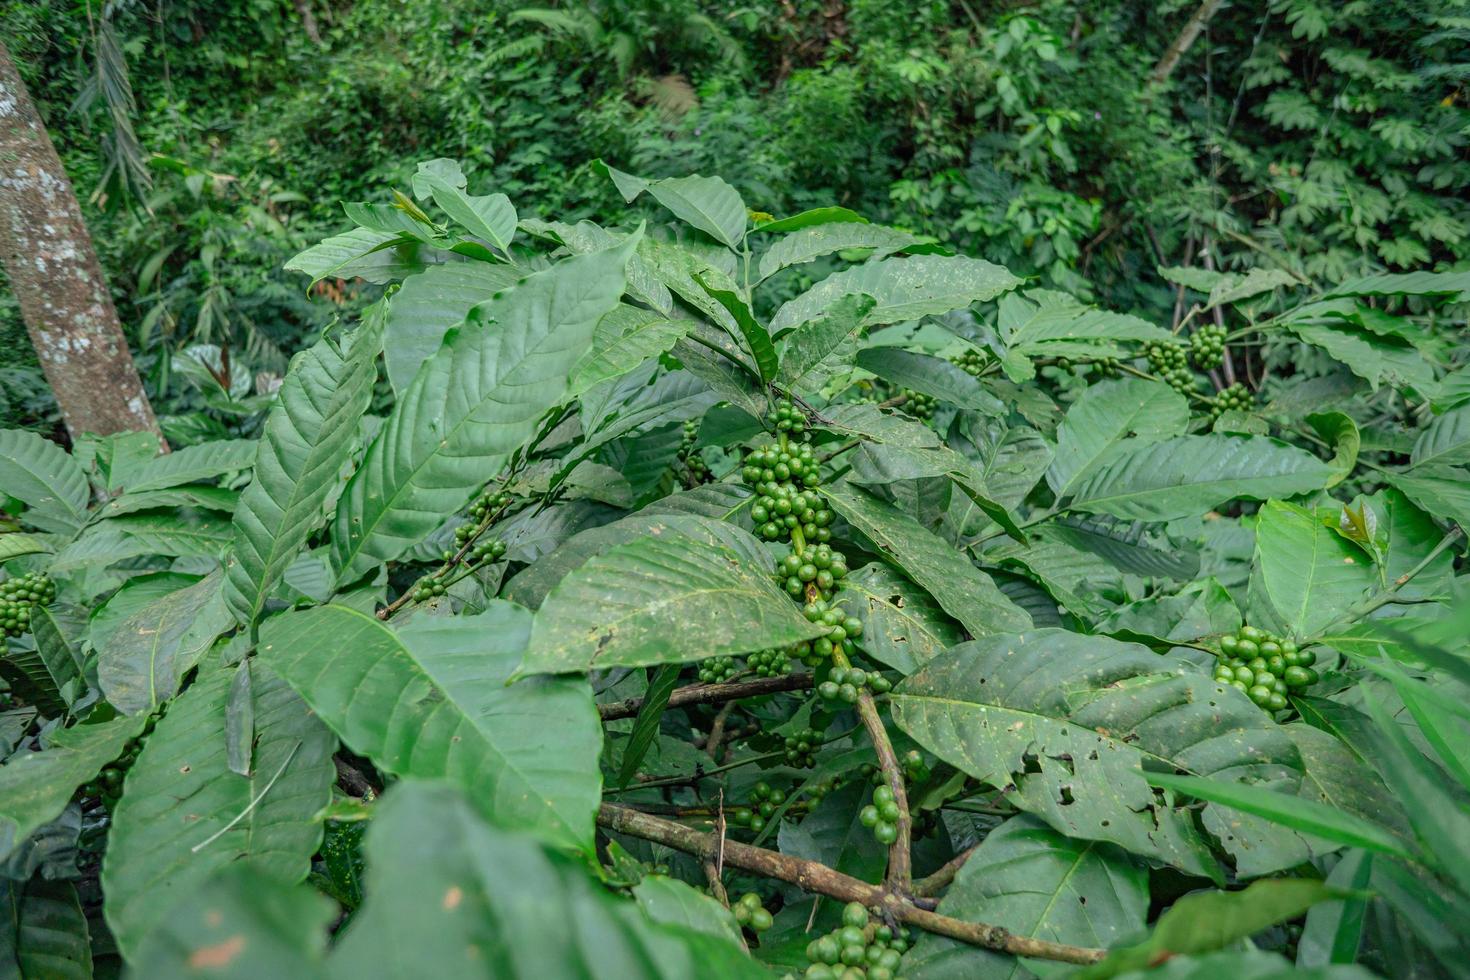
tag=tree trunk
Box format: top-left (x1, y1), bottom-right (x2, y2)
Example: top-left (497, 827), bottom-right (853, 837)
top-left (1150, 0), bottom-right (1225, 86)
top-left (0, 41), bottom-right (164, 445)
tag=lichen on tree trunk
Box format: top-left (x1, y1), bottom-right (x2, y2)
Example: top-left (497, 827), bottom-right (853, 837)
top-left (0, 41), bottom-right (163, 446)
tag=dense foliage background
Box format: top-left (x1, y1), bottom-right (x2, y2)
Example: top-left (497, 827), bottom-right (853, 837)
top-left (4, 0), bottom-right (1468, 433)
top-left (2, 3), bottom-right (1470, 979)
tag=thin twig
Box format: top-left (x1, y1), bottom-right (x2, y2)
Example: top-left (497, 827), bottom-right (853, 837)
top-left (603, 750), bottom-right (787, 794)
top-left (913, 845), bottom-right (977, 898)
top-left (598, 674), bottom-right (813, 722)
top-left (597, 804), bottom-right (1105, 965)
top-left (856, 692), bottom-right (913, 893)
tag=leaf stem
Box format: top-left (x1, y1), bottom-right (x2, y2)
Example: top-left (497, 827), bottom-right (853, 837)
top-left (597, 803), bottom-right (1106, 965)
top-left (603, 750), bottom-right (787, 794)
top-left (598, 673), bottom-right (814, 722)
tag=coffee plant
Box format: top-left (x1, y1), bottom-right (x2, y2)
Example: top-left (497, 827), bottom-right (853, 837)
top-left (0, 159), bottom-right (1467, 978)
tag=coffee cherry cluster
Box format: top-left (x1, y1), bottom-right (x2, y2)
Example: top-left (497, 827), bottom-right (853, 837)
top-left (858, 783), bottom-right (906, 844)
top-left (730, 781), bottom-right (789, 834)
top-left (778, 545), bottom-right (849, 602)
top-left (900, 390), bottom-right (936, 421)
top-left (698, 656), bottom-right (741, 684)
top-left (951, 349), bottom-right (986, 378)
top-left (743, 431), bottom-right (830, 545)
top-left (1214, 625), bottom-right (1319, 712)
top-left (732, 891), bottom-right (774, 933)
top-left (1209, 382), bottom-right (1252, 421)
top-left (1094, 356), bottom-right (1121, 378)
top-left (465, 488), bottom-right (513, 526)
top-left (0, 572), bottom-right (56, 638)
top-left (771, 400), bottom-right (808, 433)
top-left (818, 665), bottom-right (891, 704)
top-left (784, 727), bottom-right (824, 768)
top-left (1190, 323), bottom-right (1227, 369)
top-left (80, 727), bottom-right (150, 810)
top-left (1146, 341), bottom-right (1194, 394)
top-left (801, 599), bottom-right (861, 666)
top-left (677, 419), bottom-right (709, 484)
top-left (747, 646), bottom-right (791, 677)
top-left (799, 903), bottom-right (910, 980)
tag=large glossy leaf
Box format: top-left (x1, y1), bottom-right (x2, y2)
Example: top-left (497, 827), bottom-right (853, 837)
top-left (600, 164), bottom-right (747, 250)
top-left (1325, 270), bottom-right (1470, 300)
top-left (777, 293), bottom-right (875, 391)
top-left (758, 222), bottom-right (920, 280)
top-left (0, 715), bottom-right (144, 863)
top-left (1047, 378), bottom-right (1189, 497)
top-left (1286, 321), bottom-right (1436, 394)
top-left (331, 240), bottom-right (634, 585)
top-left (1077, 879), bottom-right (1341, 980)
top-left (837, 563), bottom-right (963, 675)
top-left (771, 254), bottom-right (1021, 332)
top-left (126, 439), bottom-right (257, 492)
top-left (502, 496), bottom-right (753, 609)
top-left (892, 630), bottom-right (1306, 877)
top-left (697, 276), bottom-right (778, 381)
top-left (0, 429), bottom-right (90, 534)
top-left (258, 603), bottom-right (601, 852)
top-left (101, 664), bottom-right (335, 961)
top-left (329, 781), bottom-right (765, 979)
top-left (517, 515), bottom-right (824, 674)
top-left (1387, 465), bottom-right (1470, 530)
top-left (0, 532), bottom-right (51, 563)
top-left (128, 865), bottom-right (335, 979)
top-left (519, 218), bottom-right (672, 312)
top-left (1068, 434), bottom-right (1334, 522)
top-left (95, 485), bottom-right (238, 520)
top-left (98, 571), bottom-right (233, 715)
top-left (50, 512), bottom-right (232, 571)
top-left (421, 172), bottom-right (517, 254)
top-left (820, 483), bottom-right (1031, 638)
top-left (383, 261), bottom-right (522, 395)
top-left (29, 604), bottom-right (88, 710)
top-left (1095, 578), bottom-right (1239, 648)
top-left (855, 348), bottom-right (1006, 414)
top-left (5, 877), bottom-right (92, 979)
top-left (906, 816), bottom-right (1148, 980)
top-left (1246, 501), bottom-right (1375, 639)
top-left (284, 227), bottom-right (427, 286)
top-left (569, 305), bottom-right (691, 397)
top-left (225, 312), bottom-right (382, 626)
top-left (1411, 402), bottom-right (1470, 468)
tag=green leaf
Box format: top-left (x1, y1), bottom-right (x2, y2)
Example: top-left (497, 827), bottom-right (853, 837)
top-left (1042, 516), bottom-right (1200, 580)
top-left (1246, 501), bottom-right (1375, 639)
top-left (855, 348), bottom-right (1005, 414)
top-left (5, 878), bottom-right (92, 980)
top-left (777, 293), bottom-right (875, 391)
top-left (696, 275), bottom-right (778, 382)
top-left (820, 483), bottom-right (1031, 638)
top-left (258, 603), bottom-right (601, 852)
top-left (1068, 434), bottom-right (1334, 522)
top-left (1047, 378), bottom-right (1189, 498)
top-left (1077, 879), bottom-right (1344, 979)
top-left (1205, 268), bottom-right (1302, 309)
top-left (1095, 577), bottom-right (1240, 648)
top-left (617, 665), bottom-right (679, 789)
top-left (836, 563), bottom-right (963, 675)
top-left (517, 515), bottom-right (824, 674)
top-left (758, 222), bottom-right (920, 280)
top-left (1144, 772), bottom-right (1413, 859)
top-left (892, 629), bottom-right (1305, 877)
top-left (0, 715), bottom-right (144, 864)
top-left (1324, 270), bottom-right (1470, 300)
top-left (51, 513), bottom-right (233, 571)
top-left (822, 404), bottom-right (943, 448)
top-left (905, 816), bottom-right (1148, 979)
top-left (1306, 411), bottom-right (1361, 487)
top-left (0, 533), bottom-right (51, 563)
top-left (95, 485), bottom-right (239, 519)
top-left (598, 164), bottom-right (747, 250)
top-left (0, 429), bottom-right (90, 534)
top-left (749, 207), bottom-right (868, 234)
top-left (101, 664), bottom-right (336, 961)
top-left (86, 572), bottom-right (199, 654)
top-left (225, 313), bottom-right (382, 627)
top-left (421, 174), bottom-right (517, 254)
top-left (1411, 402), bottom-right (1470, 468)
top-left (1387, 466), bottom-right (1470, 531)
top-left (284, 228), bottom-right (424, 287)
top-left (329, 781), bottom-right (766, 979)
top-left (126, 439), bottom-right (257, 492)
top-left (770, 255), bottom-right (1021, 333)
top-left (777, 781), bottom-right (887, 885)
top-left (520, 219), bottom-right (672, 312)
top-left (632, 876), bottom-right (744, 948)
top-left (331, 240), bottom-right (634, 585)
top-left (569, 305), bottom-right (692, 397)
top-left (29, 604), bottom-right (88, 710)
top-left (383, 261), bottom-right (522, 395)
top-left (1298, 849), bottom-right (1374, 969)
top-left (1286, 320), bottom-right (1437, 394)
top-left (128, 865), bottom-right (334, 979)
top-left (98, 571), bottom-right (233, 715)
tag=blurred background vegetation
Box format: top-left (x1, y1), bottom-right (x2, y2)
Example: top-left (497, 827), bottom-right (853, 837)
top-left (3, 0), bottom-right (1467, 435)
